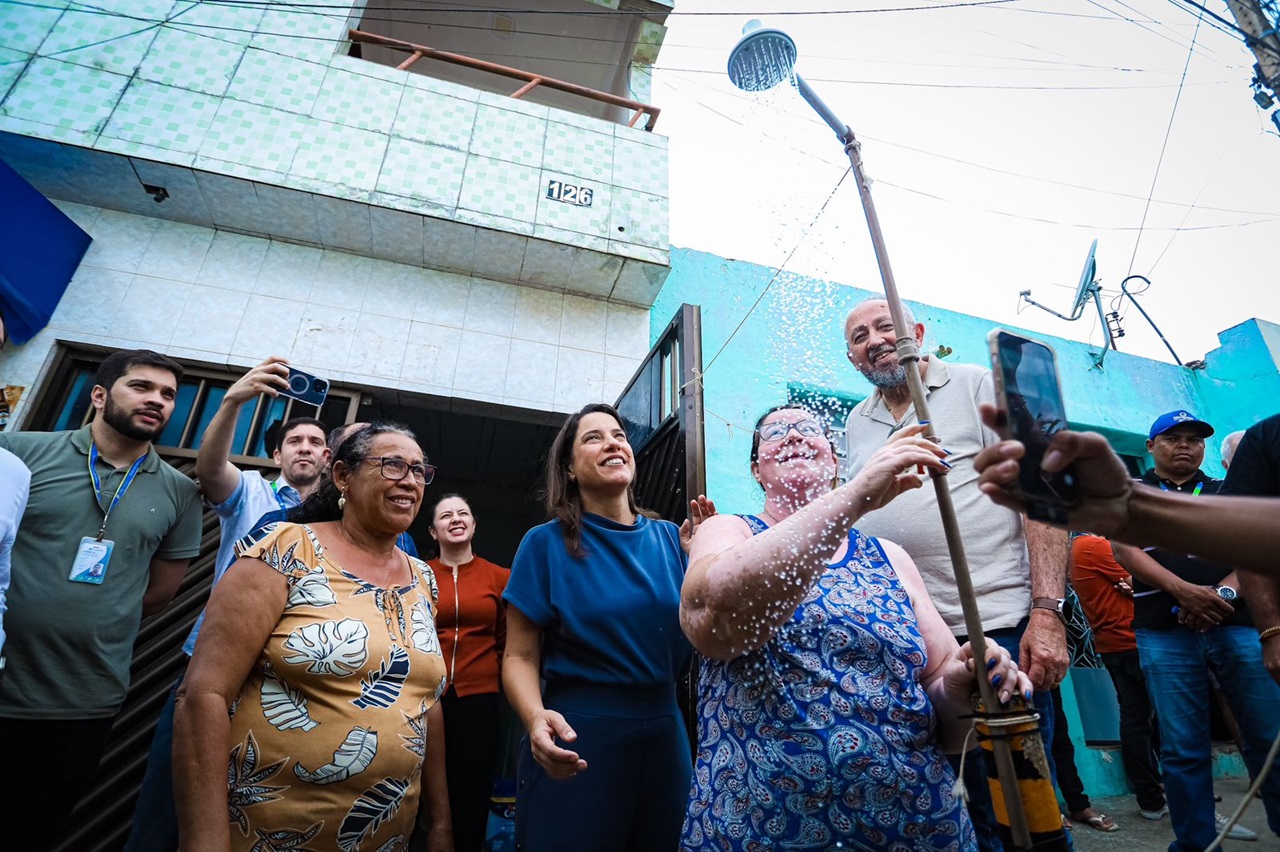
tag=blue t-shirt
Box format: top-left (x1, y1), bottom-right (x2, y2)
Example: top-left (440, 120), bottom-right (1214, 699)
top-left (504, 512), bottom-right (692, 688)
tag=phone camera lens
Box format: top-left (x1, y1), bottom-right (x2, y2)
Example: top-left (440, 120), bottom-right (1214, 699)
top-left (313, 379), bottom-right (328, 392)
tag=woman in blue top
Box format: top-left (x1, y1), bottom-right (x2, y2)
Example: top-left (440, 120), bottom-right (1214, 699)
top-left (503, 403), bottom-right (697, 851)
top-left (680, 405), bottom-right (1033, 851)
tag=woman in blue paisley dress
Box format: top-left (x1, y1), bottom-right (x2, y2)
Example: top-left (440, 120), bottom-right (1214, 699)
top-left (175, 423), bottom-right (452, 852)
top-left (680, 405), bottom-right (1032, 851)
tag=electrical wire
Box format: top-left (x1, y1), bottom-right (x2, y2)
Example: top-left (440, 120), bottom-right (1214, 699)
top-left (1147, 137), bottom-right (1235, 274)
top-left (1173, 0), bottom-right (1280, 62)
top-left (199, 0), bottom-right (1030, 17)
top-left (657, 73), bottom-right (1278, 232)
top-left (1083, 0), bottom-right (1225, 61)
top-left (1125, 6), bottom-right (1204, 281)
top-left (702, 168), bottom-right (852, 376)
top-left (8, 0), bottom-right (1240, 77)
top-left (662, 68), bottom-right (1277, 218)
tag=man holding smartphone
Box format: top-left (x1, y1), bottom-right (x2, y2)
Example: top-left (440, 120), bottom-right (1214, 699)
top-left (1111, 411), bottom-right (1279, 846)
top-left (841, 299), bottom-right (1070, 851)
top-left (125, 356), bottom-right (330, 852)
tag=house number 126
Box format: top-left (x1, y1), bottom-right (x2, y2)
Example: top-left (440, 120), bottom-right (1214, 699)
top-left (547, 180), bottom-right (593, 207)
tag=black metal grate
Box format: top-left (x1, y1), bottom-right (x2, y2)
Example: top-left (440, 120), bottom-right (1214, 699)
top-left (53, 458), bottom-right (231, 852)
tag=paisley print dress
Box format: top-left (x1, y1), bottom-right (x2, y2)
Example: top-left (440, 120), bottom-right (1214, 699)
top-left (223, 523), bottom-right (447, 852)
top-left (680, 517), bottom-right (975, 852)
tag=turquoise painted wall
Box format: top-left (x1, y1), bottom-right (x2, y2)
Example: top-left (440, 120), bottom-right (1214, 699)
top-left (653, 246), bottom-right (1278, 798)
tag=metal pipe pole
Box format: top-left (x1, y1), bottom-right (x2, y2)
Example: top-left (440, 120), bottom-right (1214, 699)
top-left (796, 74), bottom-right (1034, 849)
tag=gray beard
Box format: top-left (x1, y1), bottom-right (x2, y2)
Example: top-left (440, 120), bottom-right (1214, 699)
top-left (862, 362), bottom-right (908, 389)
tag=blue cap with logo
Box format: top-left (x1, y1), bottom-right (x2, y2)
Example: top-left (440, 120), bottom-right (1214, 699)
top-left (1148, 410), bottom-right (1215, 441)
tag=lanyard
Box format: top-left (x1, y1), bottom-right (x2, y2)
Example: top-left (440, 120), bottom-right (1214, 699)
top-left (269, 478), bottom-right (294, 511)
top-left (88, 443), bottom-right (147, 540)
top-left (1158, 481), bottom-right (1203, 496)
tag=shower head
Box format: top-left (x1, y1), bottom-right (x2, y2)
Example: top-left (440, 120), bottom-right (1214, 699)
top-left (727, 20), bottom-right (798, 92)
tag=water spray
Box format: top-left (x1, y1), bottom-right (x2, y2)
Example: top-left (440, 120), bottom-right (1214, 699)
top-left (728, 20), bottom-right (1066, 850)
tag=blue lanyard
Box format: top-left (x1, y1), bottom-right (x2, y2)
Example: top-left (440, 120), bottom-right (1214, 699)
top-left (1158, 481), bottom-right (1203, 496)
top-left (88, 443), bottom-right (147, 540)
top-left (269, 479), bottom-right (298, 511)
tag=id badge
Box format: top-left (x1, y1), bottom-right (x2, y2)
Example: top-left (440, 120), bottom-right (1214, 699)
top-left (69, 537), bottom-right (114, 585)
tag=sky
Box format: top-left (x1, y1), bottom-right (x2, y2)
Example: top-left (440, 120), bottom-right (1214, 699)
top-left (650, 0), bottom-right (1280, 364)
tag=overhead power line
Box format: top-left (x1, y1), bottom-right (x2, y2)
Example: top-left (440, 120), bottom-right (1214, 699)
top-left (201, 0), bottom-right (1027, 16)
top-left (1126, 7), bottom-right (1205, 279)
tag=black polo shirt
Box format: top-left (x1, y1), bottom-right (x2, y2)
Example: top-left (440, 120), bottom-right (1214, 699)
top-left (1131, 469), bottom-right (1254, 630)
top-left (1221, 413), bottom-right (1280, 500)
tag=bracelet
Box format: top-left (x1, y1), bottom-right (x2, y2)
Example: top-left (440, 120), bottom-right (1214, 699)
top-left (1260, 626), bottom-right (1280, 642)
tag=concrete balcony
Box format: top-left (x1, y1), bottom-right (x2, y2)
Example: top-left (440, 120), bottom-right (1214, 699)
top-left (0, 0), bottom-right (671, 305)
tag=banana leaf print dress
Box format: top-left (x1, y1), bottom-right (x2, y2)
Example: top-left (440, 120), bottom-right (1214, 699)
top-left (680, 516), bottom-right (975, 852)
top-left (224, 522), bottom-right (447, 852)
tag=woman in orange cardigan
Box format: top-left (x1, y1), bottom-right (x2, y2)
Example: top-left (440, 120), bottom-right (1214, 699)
top-left (427, 494), bottom-right (511, 852)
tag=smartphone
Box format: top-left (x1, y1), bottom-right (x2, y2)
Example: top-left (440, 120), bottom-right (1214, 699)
top-left (280, 367), bottom-right (329, 408)
top-left (986, 329), bottom-right (1080, 523)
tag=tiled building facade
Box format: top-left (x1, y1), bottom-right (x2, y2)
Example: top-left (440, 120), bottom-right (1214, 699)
top-left (1, 0), bottom-right (675, 429)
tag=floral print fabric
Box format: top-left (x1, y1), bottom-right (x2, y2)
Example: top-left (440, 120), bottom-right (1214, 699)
top-left (681, 517), bottom-right (975, 851)
top-left (224, 523), bottom-right (447, 852)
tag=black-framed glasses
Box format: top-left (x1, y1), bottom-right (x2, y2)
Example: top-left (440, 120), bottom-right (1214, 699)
top-left (758, 419), bottom-right (825, 443)
top-left (364, 456), bottom-right (436, 485)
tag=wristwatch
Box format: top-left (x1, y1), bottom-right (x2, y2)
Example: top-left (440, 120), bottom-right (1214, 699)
top-left (1032, 597), bottom-right (1067, 623)
top-left (1214, 585), bottom-right (1238, 603)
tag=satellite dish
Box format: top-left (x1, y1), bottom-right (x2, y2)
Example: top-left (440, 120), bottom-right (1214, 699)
top-left (1069, 239), bottom-right (1098, 319)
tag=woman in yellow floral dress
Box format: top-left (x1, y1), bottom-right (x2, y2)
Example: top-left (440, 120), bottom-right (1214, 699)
top-left (175, 423), bottom-right (451, 852)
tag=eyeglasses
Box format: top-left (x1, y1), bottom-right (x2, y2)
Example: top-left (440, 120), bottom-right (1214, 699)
top-left (758, 419), bottom-right (826, 443)
top-left (363, 456), bottom-right (436, 485)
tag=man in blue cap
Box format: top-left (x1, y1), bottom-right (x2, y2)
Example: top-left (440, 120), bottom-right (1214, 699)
top-left (1112, 410), bottom-right (1280, 847)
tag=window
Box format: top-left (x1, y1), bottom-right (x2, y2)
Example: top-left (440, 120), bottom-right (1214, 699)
top-left (30, 349), bottom-right (359, 463)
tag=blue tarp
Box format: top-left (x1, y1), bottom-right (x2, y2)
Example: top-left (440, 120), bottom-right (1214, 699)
top-left (0, 157), bottom-right (91, 345)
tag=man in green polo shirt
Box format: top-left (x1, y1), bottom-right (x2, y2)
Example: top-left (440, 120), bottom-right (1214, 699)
top-left (0, 348), bottom-right (202, 850)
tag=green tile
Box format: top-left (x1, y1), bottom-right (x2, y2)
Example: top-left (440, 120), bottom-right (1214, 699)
top-left (226, 47), bottom-right (326, 115)
top-left (100, 78), bottom-right (218, 154)
top-left (0, 56), bottom-right (131, 142)
top-left (137, 26), bottom-right (244, 96)
top-left (291, 118), bottom-right (389, 192)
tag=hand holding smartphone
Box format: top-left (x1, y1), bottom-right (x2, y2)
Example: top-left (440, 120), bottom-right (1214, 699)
top-left (279, 366), bottom-right (329, 408)
top-left (986, 329), bottom-right (1080, 523)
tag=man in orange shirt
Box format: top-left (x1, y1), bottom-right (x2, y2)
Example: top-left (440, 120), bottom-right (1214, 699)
top-left (1072, 533), bottom-right (1166, 819)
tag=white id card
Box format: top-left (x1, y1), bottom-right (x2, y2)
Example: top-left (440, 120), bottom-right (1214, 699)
top-left (69, 537), bottom-right (114, 585)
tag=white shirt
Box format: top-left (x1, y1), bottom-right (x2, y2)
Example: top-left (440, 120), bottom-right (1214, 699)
top-left (0, 447), bottom-right (32, 654)
top-left (182, 469), bottom-right (301, 655)
top-left (844, 358), bottom-right (1033, 635)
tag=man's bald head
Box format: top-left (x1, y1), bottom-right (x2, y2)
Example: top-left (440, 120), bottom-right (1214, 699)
top-left (1221, 430), bottom-right (1246, 470)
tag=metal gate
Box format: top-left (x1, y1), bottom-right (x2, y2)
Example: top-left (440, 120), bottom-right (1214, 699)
top-left (613, 303), bottom-right (706, 746)
top-left (15, 346), bottom-right (356, 852)
top-left (613, 303), bottom-right (706, 521)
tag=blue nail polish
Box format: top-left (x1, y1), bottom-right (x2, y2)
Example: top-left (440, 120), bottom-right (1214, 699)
top-left (943, 448), bottom-right (954, 456)
top-left (918, 420), bottom-right (931, 426)
top-left (986, 657), bottom-right (997, 670)
top-left (940, 460), bottom-right (953, 469)
top-left (992, 674), bottom-right (1002, 686)
top-left (1024, 689), bottom-right (1033, 701)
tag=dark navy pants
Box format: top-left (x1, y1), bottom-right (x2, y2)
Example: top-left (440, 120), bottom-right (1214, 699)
top-left (515, 683), bottom-right (691, 852)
